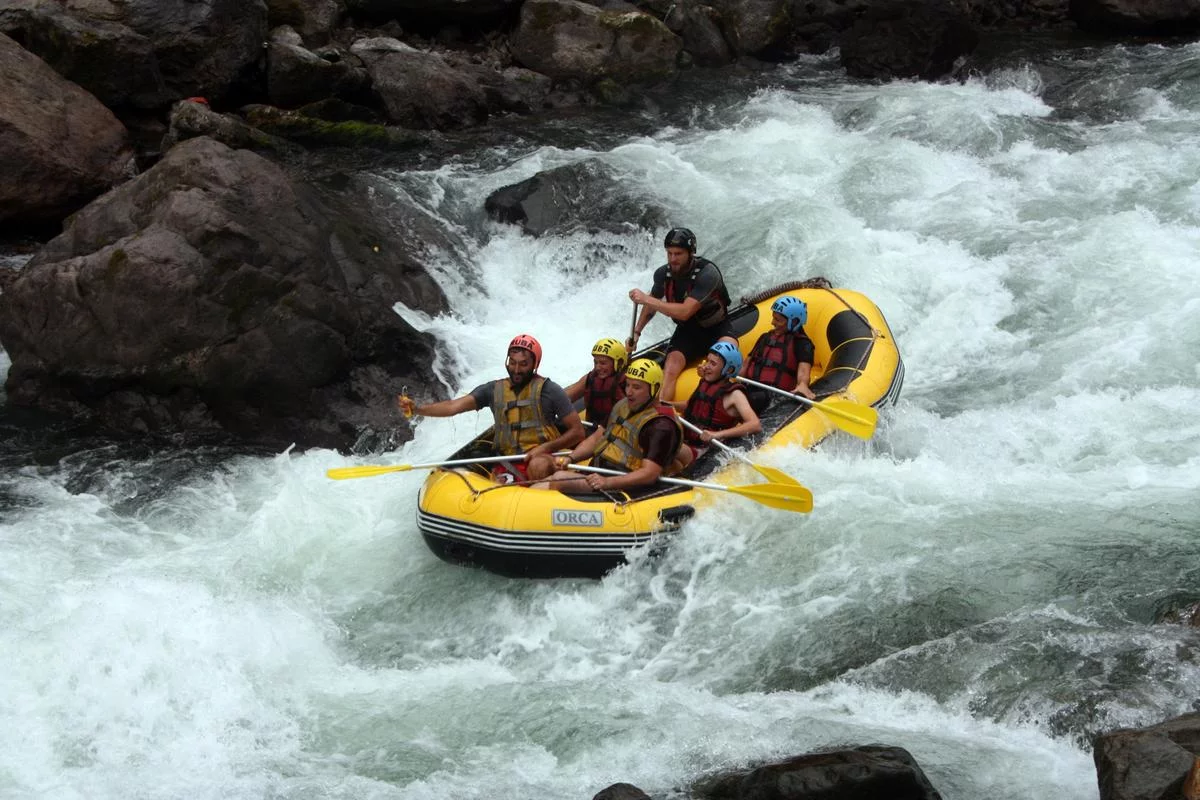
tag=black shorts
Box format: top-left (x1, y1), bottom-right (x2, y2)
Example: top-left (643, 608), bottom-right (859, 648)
top-left (667, 318), bottom-right (733, 362)
top-left (745, 387), bottom-right (771, 415)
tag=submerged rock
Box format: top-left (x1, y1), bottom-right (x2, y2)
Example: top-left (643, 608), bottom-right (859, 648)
top-left (484, 160), bottom-right (668, 237)
top-left (690, 745), bottom-right (944, 800)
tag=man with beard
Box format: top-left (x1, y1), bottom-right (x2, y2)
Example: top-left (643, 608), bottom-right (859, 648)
top-left (627, 227), bottom-right (736, 402)
top-left (398, 334), bottom-right (585, 481)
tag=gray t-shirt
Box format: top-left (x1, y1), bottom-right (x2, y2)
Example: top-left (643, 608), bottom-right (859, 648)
top-left (469, 377), bottom-right (574, 426)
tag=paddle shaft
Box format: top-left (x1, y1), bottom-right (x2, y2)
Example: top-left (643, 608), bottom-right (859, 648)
top-left (733, 375), bottom-right (876, 432)
top-left (678, 416), bottom-right (745, 461)
top-left (571, 463), bottom-right (758, 493)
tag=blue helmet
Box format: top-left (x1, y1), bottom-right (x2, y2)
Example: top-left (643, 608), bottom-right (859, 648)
top-left (709, 341), bottom-right (743, 378)
top-left (771, 296), bottom-right (808, 333)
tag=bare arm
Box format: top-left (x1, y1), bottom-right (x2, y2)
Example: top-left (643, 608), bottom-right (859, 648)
top-left (627, 304), bottom-right (657, 351)
top-left (705, 391), bottom-right (762, 440)
top-left (587, 459), bottom-right (664, 492)
top-left (793, 362), bottom-right (815, 399)
top-left (564, 373), bottom-right (587, 402)
top-left (630, 291), bottom-right (701, 324)
top-left (399, 394), bottom-right (477, 417)
top-left (527, 410), bottom-right (587, 461)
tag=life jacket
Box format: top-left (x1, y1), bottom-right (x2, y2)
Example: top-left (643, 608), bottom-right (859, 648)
top-left (583, 370), bottom-right (623, 423)
top-left (683, 379), bottom-right (741, 439)
top-left (663, 257), bottom-right (731, 328)
top-left (595, 399), bottom-right (683, 472)
top-left (491, 376), bottom-right (560, 455)
top-left (746, 331), bottom-right (807, 391)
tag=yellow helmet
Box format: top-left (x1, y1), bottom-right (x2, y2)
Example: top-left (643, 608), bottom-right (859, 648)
top-left (624, 358), bottom-right (664, 396)
top-left (591, 337), bottom-right (628, 372)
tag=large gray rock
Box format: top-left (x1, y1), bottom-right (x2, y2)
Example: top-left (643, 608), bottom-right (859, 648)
top-left (709, 0), bottom-right (792, 59)
top-left (352, 37), bottom-right (490, 128)
top-left (510, 0), bottom-right (680, 83)
top-left (0, 0), bottom-right (268, 108)
top-left (664, 2), bottom-right (735, 66)
top-left (265, 0), bottom-right (345, 43)
top-left (267, 26), bottom-right (371, 109)
top-left (1095, 712), bottom-right (1200, 800)
top-left (0, 137), bottom-right (450, 450)
top-left (484, 160), bottom-right (668, 237)
top-left (0, 32), bottom-right (134, 227)
top-left (1069, 0), bottom-right (1200, 35)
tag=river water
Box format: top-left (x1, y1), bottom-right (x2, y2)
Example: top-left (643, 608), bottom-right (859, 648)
top-left (3, 41), bottom-right (1200, 800)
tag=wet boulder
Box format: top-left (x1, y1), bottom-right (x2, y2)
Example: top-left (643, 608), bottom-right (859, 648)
top-left (1095, 712), bottom-right (1200, 800)
top-left (484, 160), bottom-right (668, 237)
top-left (267, 26), bottom-right (372, 109)
top-left (352, 36), bottom-right (491, 128)
top-left (839, 0), bottom-right (979, 81)
top-left (0, 137), bottom-right (450, 451)
top-left (0, 32), bottom-right (134, 228)
top-left (690, 745), bottom-right (944, 800)
top-left (510, 0), bottom-right (680, 84)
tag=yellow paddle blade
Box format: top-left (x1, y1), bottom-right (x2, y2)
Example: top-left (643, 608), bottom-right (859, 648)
top-left (748, 463), bottom-right (806, 487)
top-left (812, 398), bottom-right (878, 440)
top-left (728, 481), bottom-right (813, 513)
top-left (326, 464), bottom-right (415, 480)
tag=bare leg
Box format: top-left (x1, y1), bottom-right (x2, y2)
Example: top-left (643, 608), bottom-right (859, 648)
top-left (527, 453), bottom-right (557, 481)
top-left (661, 349), bottom-right (687, 402)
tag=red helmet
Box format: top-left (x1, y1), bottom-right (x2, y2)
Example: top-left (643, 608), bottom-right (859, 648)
top-left (508, 334), bottom-right (542, 370)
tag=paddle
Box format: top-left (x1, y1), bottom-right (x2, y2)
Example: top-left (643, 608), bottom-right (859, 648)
top-left (568, 464), bottom-right (812, 513)
top-left (328, 454), bottom-right (529, 481)
top-left (677, 416), bottom-right (806, 488)
top-left (734, 375), bottom-right (877, 440)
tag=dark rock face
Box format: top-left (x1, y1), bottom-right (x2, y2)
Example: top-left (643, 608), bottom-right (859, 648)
top-left (1069, 0), bottom-right (1200, 35)
top-left (352, 37), bottom-right (492, 128)
top-left (0, 137), bottom-right (449, 450)
top-left (484, 160), bottom-right (669, 237)
top-left (0, 0), bottom-right (268, 109)
top-left (839, 1), bottom-right (980, 81)
top-left (1095, 712), bottom-right (1200, 800)
top-left (510, 0), bottom-right (681, 83)
top-left (692, 745), bottom-right (943, 800)
top-left (665, 2), bottom-right (736, 66)
top-left (0, 32), bottom-right (134, 228)
top-left (711, 0), bottom-right (794, 59)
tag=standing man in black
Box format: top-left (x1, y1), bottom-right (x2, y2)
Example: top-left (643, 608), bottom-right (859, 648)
top-left (627, 227), bottom-right (736, 402)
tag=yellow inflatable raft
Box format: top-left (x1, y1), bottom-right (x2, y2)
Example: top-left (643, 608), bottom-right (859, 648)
top-left (417, 280), bottom-right (904, 578)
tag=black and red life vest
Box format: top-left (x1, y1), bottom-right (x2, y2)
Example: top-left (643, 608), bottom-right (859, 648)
top-left (746, 331), bottom-right (807, 391)
top-left (683, 379), bottom-right (742, 438)
top-left (583, 370), bottom-right (623, 424)
top-left (664, 257), bottom-right (731, 328)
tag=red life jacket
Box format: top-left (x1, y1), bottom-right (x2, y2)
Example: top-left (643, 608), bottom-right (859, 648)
top-left (583, 370), bottom-right (623, 423)
top-left (747, 331), bottom-right (805, 391)
top-left (683, 379), bottom-right (741, 439)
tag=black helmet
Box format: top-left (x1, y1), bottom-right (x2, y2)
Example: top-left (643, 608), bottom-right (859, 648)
top-left (663, 227), bottom-right (696, 252)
